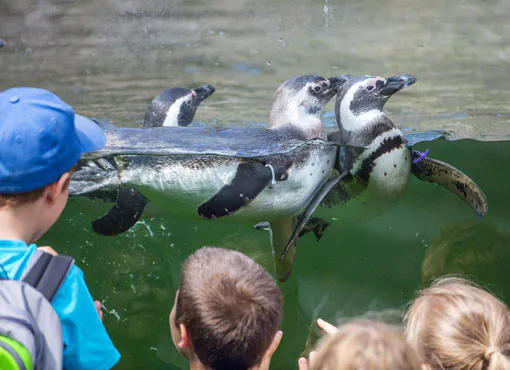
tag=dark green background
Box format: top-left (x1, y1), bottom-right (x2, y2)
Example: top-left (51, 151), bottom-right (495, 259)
top-left (42, 138), bottom-right (510, 369)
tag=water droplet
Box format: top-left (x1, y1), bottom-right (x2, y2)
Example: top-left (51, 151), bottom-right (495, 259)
top-left (266, 60), bottom-right (272, 66)
top-left (277, 37), bottom-right (286, 49)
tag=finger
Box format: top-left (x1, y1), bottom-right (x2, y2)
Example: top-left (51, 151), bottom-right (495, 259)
top-left (298, 357), bottom-right (308, 370)
top-left (309, 351), bottom-right (317, 367)
top-left (94, 300), bottom-right (104, 321)
top-left (265, 330), bottom-right (283, 358)
top-left (37, 246), bottom-right (58, 256)
top-left (317, 318), bottom-right (338, 334)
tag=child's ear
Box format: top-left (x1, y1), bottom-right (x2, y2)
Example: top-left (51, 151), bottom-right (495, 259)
top-left (44, 172), bottom-right (71, 204)
top-left (178, 323), bottom-right (192, 350)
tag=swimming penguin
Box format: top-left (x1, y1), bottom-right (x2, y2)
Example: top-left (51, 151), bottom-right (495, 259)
top-left (76, 84), bottom-right (217, 236)
top-left (282, 74), bottom-right (489, 255)
top-left (144, 85), bottom-right (215, 127)
top-left (71, 75), bottom-right (348, 281)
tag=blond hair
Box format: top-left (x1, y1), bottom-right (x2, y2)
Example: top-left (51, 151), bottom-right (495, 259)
top-left (311, 320), bottom-right (422, 370)
top-left (405, 277), bottom-right (510, 370)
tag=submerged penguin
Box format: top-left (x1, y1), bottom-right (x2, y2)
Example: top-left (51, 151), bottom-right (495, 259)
top-left (79, 84), bottom-right (217, 237)
top-left (71, 75), bottom-right (348, 281)
top-left (282, 74), bottom-right (489, 255)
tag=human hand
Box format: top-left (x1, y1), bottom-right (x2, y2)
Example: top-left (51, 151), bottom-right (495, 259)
top-left (37, 246), bottom-right (58, 256)
top-left (317, 318), bottom-right (337, 335)
top-left (252, 330), bottom-right (283, 370)
top-left (94, 300), bottom-right (104, 321)
top-left (297, 319), bottom-right (337, 370)
top-left (298, 351), bottom-right (317, 370)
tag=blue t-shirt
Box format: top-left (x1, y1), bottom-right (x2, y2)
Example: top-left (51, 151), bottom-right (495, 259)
top-left (0, 240), bottom-right (121, 370)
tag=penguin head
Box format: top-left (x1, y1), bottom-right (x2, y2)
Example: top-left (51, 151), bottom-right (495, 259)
top-left (334, 74), bottom-right (416, 132)
top-left (269, 75), bottom-right (347, 138)
top-left (144, 84), bottom-right (215, 128)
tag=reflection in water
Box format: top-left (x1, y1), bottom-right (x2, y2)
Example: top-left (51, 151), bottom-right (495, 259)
top-left (422, 220), bottom-right (510, 301)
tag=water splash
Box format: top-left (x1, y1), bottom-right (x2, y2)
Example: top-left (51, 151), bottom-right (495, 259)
top-left (323, 0), bottom-right (330, 29)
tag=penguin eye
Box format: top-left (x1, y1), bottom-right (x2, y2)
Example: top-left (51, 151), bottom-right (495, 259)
top-left (365, 85), bottom-right (375, 92)
top-left (311, 84), bottom-right (323, 94)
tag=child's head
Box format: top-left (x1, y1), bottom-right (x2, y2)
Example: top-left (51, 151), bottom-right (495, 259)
top-left (405, 277), bottom-right (510, 370)
top-left (169, 246), bottom-right (283, 370)
top-left (0, 87), bottom-right (106, 241)
top-left (310, 320), bottom-right (422, 370)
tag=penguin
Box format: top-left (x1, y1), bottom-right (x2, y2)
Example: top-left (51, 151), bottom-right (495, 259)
top-left (282, 74), bottom-right (488, 256)
top-left (71, 75), bottom-right (348, 281)
top-left (80, 84), bottom-right (216, 236)
top-left (144, 84), bottom-right (215, 127)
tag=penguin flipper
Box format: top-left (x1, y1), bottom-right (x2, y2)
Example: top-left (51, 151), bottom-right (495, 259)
top-left (411, 152), bottom-right (488, 218)
top-left (281, 171), bottom-right (350, 258)
top-left (269, 218), bottom-right (298, 282)
top-left (198, 161), bottom-right (288, 219)
top-left (91, 187), bottom-right (149, 235)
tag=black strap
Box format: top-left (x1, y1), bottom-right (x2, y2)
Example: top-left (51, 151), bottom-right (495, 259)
top-left (22, 251), bottom-right (74, 302)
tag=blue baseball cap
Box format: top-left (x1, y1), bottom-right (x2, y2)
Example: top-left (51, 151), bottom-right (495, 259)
top-left (0, 87), bottom-right (107, 193)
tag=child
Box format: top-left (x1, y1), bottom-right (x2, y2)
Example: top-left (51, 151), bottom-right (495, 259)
top-left (0, 87), bottom-right (120, 369)
top-left (169, 246), bottom-right (283, 370)
top-left (298, 319), bottom-right (422, 370)
top-left (405, 277), bottom-right (510, 370)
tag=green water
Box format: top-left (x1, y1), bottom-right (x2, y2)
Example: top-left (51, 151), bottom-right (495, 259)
top-left (2, 0), bottom-right (510, 368)
top-left (42, 138), bottom-right (510, 369)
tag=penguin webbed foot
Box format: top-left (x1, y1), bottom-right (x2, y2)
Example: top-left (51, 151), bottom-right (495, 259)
top-left (298, 217), bottom-right (330, 241)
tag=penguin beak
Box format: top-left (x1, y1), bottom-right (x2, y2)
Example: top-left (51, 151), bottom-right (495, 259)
top-left (191, 84), bottom-right (216, 106)
top-left (378, 74), bottom-right (417, 96)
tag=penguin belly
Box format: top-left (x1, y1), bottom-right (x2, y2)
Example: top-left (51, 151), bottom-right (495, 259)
top-left (316, 146), bottom-right (411, 224)
top-left (121, 156), bottom-right (240, 219)
top-left (234, 146), bottom-right (336, 220)
top-left (120, 149), bottom-right (336, 222)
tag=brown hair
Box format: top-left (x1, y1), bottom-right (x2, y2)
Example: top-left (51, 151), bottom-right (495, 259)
top-left (0, 164), bottom-right (77, 207)
top-left (405, 277), bottom-right (510, 370)
top-left (175, 246), bottom-right (283, 370)
top-left (311, 320), bottom-right (422, 370)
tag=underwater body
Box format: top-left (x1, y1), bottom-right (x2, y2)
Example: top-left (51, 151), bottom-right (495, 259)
top-left (3, 0), bottom-right (510, 368)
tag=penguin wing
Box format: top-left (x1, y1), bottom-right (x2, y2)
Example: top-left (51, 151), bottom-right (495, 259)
top-left (411, 152), bottom-right (488, 218)
top-left (91, 187), bottom-right (149, 235)
top-left (197, 161), bottom-right (289, 219)
top-left (281, 170), bottom-right (351, 258)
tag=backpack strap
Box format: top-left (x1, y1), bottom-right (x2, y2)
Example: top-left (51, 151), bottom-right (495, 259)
top-left (21, 250), bottom-right (75, 302)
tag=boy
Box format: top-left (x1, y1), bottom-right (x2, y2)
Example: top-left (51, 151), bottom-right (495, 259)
top-left (0, 87), bottom-right (120, 369)
top-left (169, 247), bottom-right (283, 370)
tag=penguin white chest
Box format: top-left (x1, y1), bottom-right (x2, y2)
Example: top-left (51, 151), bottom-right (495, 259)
top-left (366, 146), bottom-right (411, 197)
